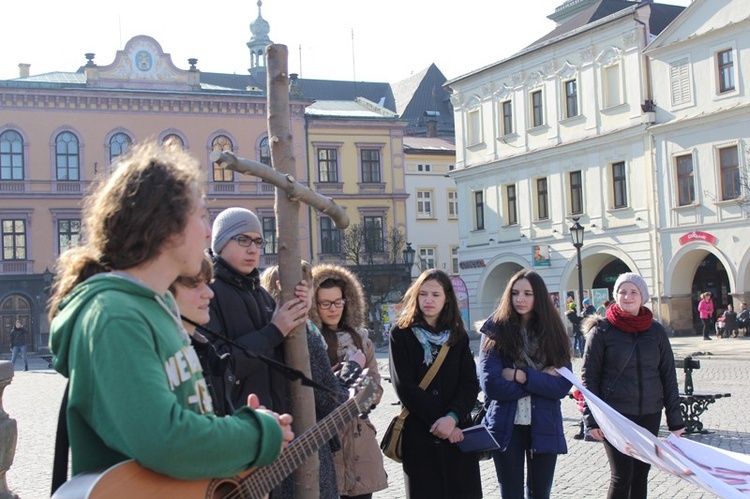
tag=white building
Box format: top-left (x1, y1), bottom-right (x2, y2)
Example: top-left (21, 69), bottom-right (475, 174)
top-left (645, 0), bottom-right (750, 332)
top-left (446, 0), bottom-right (746, 333)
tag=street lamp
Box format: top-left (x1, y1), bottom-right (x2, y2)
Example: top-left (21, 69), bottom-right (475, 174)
top-left (403, 242), bottom-right (416, 276)
top-left (42, 267), bottom-right (54, 295)
top-left (570, 218), bottom-right (585, 311)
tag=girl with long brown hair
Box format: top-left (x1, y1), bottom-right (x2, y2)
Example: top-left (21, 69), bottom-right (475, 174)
top-left (478, 269), bottom-right (572, 499)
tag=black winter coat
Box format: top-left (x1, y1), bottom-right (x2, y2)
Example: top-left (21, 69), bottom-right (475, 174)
top-left (581, 318), bottom-right (685, 432)
top-left (389, 326), bottom-right (482, 499)
top-left (207, 257), bottom-right (287, 413)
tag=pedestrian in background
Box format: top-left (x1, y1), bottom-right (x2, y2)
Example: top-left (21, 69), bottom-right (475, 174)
top-left (581, 272), bottom-right (685, 499)
top-left (596, 300), bottom-right (611, 317)
top-left (389, 269), bottom-right (481, 499)
top-left (566, 302), bottom-right (584, 358)
top-left (310, 263), bottom-right (387, 499)
top-left (10, 319), bottom-right (29, 371)
top-left (697, 291), bottom-right (714, 341)
top-left (479, 269), bottom-right (572, 499)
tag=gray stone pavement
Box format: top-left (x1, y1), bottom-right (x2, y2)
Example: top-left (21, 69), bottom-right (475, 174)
top-left (2, 333), bottom-right (748, 498)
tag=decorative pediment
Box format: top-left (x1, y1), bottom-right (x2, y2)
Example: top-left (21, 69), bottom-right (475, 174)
top-left (450, 91), bottom-right (464, 108)
top-left (622, 29), bottom-right (638, 50)
top-left (479, 83), bottom-right (494, 99)
top-left (511, 71), bottom-right (525, 87)
top-left (556, 61), bottom-right (578, 80)
top-left (596, 46), bottom-right (623, 67)
top-left (466, 95), bottom-right (482, 110)
top-left (526, 71), bottom-right (544, 89)
top-left (85, 35), bottom-right (201, 91)
top-left (494, 83), bottom-right (513, 101)
top-left (580, 46), bottom-right (595, 65)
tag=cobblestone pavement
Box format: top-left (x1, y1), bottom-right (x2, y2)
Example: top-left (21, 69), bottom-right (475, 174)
top-left (2, 333), bottom-right (748, 498)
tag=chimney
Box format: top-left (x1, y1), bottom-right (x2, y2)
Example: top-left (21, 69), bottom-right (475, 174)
top-left (426, 119), bottom-right (438, 138)
top-left (18, 63), bottom-right (30, 78)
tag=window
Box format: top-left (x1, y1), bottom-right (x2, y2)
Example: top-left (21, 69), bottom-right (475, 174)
top-left (474, 191), bottom-right (485, 230)
top-left (58, 219), bottom-right (81, 255)
top-left (506, 184), bottom-right (518, 225)
top-left (717, 49), bottom-right (735, 93)
top-left (676, 154), bottom-right (695, 206)
top-left (501, 100), bottom-right (513, 135)
top-left (536, 178), bottom-right (549, 220)
top-left (417, 164), bottom-right (432, 172)
top-left (259, 137), bottom-right (271, 167)
top-left (212, 135), bottom-right (234, 182)
top-left (416, 190), bottom-right (433, 218)
top-left (448, 190), bottom-right (459, 219)
top-left (109, 133), bottom-right (131, 164)
top-left (603, 64), bottom-right (622, 108)
top-left (262, 217), bottom-right (277, 254)
top-left (317, 148), bottom-right (338, 183)
top-left (2, 219), bottom-right (26, 260)
top-left (530, 90), bottom-right (544, 127)
top-left (612, 162), bottom-right (627, 209)
top-left (669, 58), bottom-right (691, 106)
top-left (320, 217), bottom-right (341, 255)
top-left (162, 134), bottom-right (184, 149)
top-left (419, 247), bottom-right (436, 270)
top-left (0, 130), bottom-right (24, 180)
top-left (564, 79), bottom-right (578, 118)
top-left (363, 216), bottom-right (384, 253)
top-left (360, 149), bottom-right (381, 183)
top-left (55, 132), bottom-right (79, 181)
top-left (467, 108), bottom-right (481, 145)
top-left (451, 246), bottom-right (459, 275)
top-left (570, 171), bottom-right (583, 215)
top-left (719, 145), bottom-right (740, 200)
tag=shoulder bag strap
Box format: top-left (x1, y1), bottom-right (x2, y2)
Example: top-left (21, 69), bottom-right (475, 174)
top-left (397, 343), bottom-right (451, 418)
top-left (51, 381), bottom-right (70, 495)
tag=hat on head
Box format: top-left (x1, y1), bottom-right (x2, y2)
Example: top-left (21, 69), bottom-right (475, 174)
top-left (567, 302), bottom-right (577, 311)
top-left (614, 272), bottom-right (650, 304)
top-left (582, 298), bottom-right (591, 306)
top-left (211, 207), bottom-right (262, 254)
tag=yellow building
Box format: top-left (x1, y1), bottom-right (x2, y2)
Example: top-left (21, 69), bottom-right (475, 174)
top-left (305, 98), bottom-right (409, 263)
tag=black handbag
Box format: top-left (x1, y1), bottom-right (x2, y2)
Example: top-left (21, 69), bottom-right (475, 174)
top-left (470, 399), bottom-right (493, 461)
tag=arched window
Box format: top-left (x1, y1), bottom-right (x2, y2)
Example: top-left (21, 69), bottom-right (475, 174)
top-left (55, 132), bottom-right (80, 181)
top-left (0, 130), bottom-right (24, 180)
top-left (109, 133), bottom-right (132, 164)
top-left (162, 133), bottom-right (184, 149)
top-left (212, 135), bottom-right (234, 182)
top-left (259, 137), bottom-right (271, 167)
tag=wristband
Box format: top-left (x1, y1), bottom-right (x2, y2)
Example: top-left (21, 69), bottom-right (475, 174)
top-left (447, 411), bottom-right (459, 424)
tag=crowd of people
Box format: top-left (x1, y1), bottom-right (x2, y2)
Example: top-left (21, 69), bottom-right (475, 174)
top-left (46, 140), bottom-right (714, 498)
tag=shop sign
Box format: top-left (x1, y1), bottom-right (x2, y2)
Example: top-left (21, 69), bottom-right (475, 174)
top-left (459, 259), bottom-right (486, 269)
top-left (678, 231), bottom-right (717, 246)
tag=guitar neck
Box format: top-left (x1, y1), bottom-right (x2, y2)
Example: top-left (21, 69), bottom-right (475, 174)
top-left (238, 397), bottom-right (362, 498)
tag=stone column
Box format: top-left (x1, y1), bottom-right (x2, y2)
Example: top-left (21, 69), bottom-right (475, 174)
top-left (0, 361), bottom-right (18, 499)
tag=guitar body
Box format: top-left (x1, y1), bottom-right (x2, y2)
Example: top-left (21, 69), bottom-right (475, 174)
top-left (53, 460), bottom-right (260, 499)
top-left (53, 375), bottom-right (375, 499)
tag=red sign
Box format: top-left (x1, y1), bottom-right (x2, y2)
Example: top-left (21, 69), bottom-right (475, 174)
top-left (679, 231), bottom-right (717, 246)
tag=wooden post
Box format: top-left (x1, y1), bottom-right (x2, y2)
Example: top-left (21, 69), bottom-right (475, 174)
top-left (267, 43), bottom-right (317, 498)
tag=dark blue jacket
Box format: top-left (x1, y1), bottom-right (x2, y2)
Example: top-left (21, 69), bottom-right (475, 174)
top-left (478, 338), bottom-right (572, 455)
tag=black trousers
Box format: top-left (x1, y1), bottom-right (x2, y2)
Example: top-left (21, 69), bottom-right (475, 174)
top-left (701, 318), bottom-right (713, 338)
top-left (602, 412), bottom-right (662, 499)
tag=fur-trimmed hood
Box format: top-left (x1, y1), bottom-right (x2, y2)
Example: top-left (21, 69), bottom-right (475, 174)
top-left (581, 313), bottom-right (605, 336)
top-left (309, 264), bottom-right (368, 330)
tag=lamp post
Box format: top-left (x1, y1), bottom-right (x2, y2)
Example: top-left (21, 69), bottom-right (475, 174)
top-left (570, 218), bottom-right (585, 311)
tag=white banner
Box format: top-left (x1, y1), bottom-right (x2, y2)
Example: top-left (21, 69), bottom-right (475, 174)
top-left (558, 367), bottom-right (750, 498)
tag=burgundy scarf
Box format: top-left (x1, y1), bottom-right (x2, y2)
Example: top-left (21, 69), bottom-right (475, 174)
top-left (606, 303), bottom-right (653, 333)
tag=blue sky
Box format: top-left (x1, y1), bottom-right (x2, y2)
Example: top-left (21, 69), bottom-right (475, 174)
top-left (1, 0), bottom-right (692, 84)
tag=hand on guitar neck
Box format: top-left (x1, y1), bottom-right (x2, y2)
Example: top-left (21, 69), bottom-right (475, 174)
top-left (246, 393), bottom-right (295, 450)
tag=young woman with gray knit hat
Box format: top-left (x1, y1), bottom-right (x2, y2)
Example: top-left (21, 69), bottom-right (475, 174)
top-left (205, 207), bottom-right (310, 413)
top-left (581, 272), bottom-right (685, 498)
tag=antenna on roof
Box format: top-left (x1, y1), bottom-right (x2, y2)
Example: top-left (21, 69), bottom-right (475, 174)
top-left (299, 44), bottom-right (303, 77)
top-left (351, 28), bottom-right (356, 82)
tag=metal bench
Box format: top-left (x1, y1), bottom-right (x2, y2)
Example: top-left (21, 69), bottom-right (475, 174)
top-left (676, 356), bottom-right (731, 434)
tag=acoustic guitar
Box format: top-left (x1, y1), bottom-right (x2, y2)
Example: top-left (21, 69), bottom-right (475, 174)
top-left (53, 376), bottom-right (377, 498)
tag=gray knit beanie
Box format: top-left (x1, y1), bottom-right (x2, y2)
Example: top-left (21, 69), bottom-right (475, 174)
top-left (613, 272), bottom-right (650, 304)
top-left (211, 207), bottom-right (263, 254)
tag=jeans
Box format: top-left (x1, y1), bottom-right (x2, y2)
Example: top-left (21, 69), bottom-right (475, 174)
top-left (492, 424), bottom-right (557, 499)
top-left (573, 335), bottom-right (585, 357)
top-left (11, 345), bottom-right (28, 368)
top-left (602, 412), bottom-right (662, 498)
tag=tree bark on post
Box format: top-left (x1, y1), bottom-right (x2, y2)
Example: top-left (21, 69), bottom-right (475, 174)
top-left (268, 43), bottom-right (318, 498)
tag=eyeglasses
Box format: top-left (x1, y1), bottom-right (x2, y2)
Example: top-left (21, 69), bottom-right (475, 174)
top-left (230, 235), bottom-right (265, 248)
top-left (318, 299), bottom-right (346, 310)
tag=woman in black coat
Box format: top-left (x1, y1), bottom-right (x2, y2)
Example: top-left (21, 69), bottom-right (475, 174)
top-left (389, 269), bottom-right (482, 499)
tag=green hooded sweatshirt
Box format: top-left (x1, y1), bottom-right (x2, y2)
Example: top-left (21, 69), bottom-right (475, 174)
top-left (50, 273), bottom-right (282, 479)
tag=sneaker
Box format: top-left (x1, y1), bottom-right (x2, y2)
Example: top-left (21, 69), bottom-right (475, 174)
top-left (703, 337), bottom-right (712, 340)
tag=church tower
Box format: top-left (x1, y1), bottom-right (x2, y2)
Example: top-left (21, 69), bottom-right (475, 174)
top-left (247, 0), bottom-right (273, 75)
